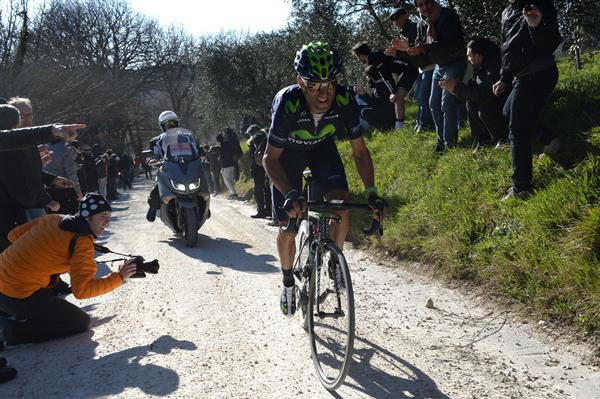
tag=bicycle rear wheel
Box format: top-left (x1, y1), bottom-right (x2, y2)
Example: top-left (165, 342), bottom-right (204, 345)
top-left (307, 242), bottom-right (355, 391)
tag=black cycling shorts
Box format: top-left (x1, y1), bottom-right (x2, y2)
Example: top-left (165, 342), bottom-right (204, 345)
top-left (272, 138), bottom-right (348, 222)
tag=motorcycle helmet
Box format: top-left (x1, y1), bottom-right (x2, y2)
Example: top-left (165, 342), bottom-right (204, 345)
top-left (158, 111), bottom-right (179, 132)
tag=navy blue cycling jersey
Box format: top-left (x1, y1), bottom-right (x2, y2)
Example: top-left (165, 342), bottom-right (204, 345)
top-left (267, 84), bottom-right (363, 151)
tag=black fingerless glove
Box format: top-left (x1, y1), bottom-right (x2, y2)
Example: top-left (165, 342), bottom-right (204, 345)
top-left (368, 193), bottom-right (388, 210)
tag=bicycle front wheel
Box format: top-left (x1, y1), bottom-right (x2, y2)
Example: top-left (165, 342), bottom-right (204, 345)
top-left (307, 242), bottom-right (355, 391)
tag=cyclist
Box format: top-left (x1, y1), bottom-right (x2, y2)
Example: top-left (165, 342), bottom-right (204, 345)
top-left (146, 111), bottom-right (200, 222)
top-left (263, 42), bottom-right (387, 317)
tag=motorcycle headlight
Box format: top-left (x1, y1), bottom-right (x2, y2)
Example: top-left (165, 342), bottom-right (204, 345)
top-left (188, 178), bottom-right (201, 191)
top-left (170, 179), bottom-right (187, 191)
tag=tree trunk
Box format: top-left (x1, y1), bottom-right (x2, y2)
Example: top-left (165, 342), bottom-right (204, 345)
top-left (366, 0), bottom-right (391, 41)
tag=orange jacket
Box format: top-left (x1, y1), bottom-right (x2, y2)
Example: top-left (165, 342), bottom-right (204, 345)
top-left (0, 214), bottom-right (122, 299)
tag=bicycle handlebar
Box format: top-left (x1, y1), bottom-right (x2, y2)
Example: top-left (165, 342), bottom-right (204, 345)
top-left (282, 200), bottom-right (384, 236)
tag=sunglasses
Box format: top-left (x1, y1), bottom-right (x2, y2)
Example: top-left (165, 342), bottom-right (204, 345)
top-left (302, 79), bottom-right (337, 92)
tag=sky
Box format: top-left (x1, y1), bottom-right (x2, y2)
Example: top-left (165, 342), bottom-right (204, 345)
top-left (128, 0), bottom-right (292, 36)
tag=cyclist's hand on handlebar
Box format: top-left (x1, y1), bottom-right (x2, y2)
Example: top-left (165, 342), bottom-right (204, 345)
top-left (368, 193), bottom-right (389, 219)
top-left (283, 189), bottom-right (303, 218)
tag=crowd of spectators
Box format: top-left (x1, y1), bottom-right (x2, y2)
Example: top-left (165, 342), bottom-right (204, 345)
top-left (0, 95), bottom-right (152, 383)
top-left (349, 0), bottom-right (562, 200)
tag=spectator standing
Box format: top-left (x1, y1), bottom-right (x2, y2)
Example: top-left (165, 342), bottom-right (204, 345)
top-left (388, 8), bottom-right (436, 133)
top-left (388, 7), bottom-right (435, 133)
top-left (201, 145), bottom-right (214, 193)
top-left (81, 145), bottom-right (99, 193)
top-left (96, 154), bottom-right (108, 198)
top-left (70, 141), bottom-right (88, 194)
top-left (493, 0), bottom-right (562, 200)
top-left (207, 144), bottom-right (221, 194)
top-left (225, 128), bottom-right (243, 181)
top-left (439, 38), bottom-right (508, 147)
top-left (409, 0), bottom-right (467, 152)
top-left (217, 132), bottom-right (238, 199)
top-left (3, 98), bottom-right (61, 222)
top-left (44, 131), bottom-right (82, 214)
top-left (141, 156), bottom-right (152, 179)
top-left (246, 125), bottom-right (271, 218)
top-left (118, 153), bottom-right (134, 190)
top-left (106, 150), bottom-right (119, 200)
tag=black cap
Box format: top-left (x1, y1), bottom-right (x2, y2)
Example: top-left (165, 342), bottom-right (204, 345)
top-left (390, 8), bottom-right (407, 21)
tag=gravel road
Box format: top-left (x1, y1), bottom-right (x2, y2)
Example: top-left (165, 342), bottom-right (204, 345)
top-left (1, 180), bottom-right (598, 398)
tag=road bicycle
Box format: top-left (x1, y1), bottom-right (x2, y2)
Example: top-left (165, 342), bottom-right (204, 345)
top-left (285, 170), bottom-right (383, 390)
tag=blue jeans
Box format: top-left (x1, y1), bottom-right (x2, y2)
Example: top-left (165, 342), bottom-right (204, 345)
top-left (415, 70), bottom-right (434, 129)
top-left (430, 61), bottom-right (467, 146)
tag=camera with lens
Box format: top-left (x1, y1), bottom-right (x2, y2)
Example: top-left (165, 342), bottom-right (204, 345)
top-left (129, 256), bottom-right (160, 278)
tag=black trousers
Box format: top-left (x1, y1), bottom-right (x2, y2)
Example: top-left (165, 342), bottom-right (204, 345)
top-left (107, 176), bottom-right (118, 200)
top-left (467, 98), bottom-right (508, 143)
top-left (0, 288), bottom-right (90, 345)
top-left (210, 168), bottom-right (221, 193)
top-left (503, 66), bottom-right (558, 192)
top-left (252, 167), bottom-right (271, 214)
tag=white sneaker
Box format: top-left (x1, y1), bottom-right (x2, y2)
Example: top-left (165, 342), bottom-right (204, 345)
top-left (394, 120), bottom-right (404, 129)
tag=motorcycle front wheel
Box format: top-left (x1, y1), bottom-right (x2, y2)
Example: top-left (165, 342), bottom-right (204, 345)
top-left (183, 207), bottom-right (198, 247)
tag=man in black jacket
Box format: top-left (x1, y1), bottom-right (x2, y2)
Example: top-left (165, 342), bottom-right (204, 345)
top-left (439, 38), bottom-right (508, 146)
top-left (408, 0), bottom-right (467, 151)
top-left (356, 65), bottom-right (396, 132)
top-left (387, 7), bottom-right (436, 133)
top-left (493, 0), bottom-right (562, 200)
top-left (5, 98), bottom-right (62, 221)
top-left (246, 125), bottom-right (271, 218)
top-left (0, 105), bottom-right (82, 253)
top-left (352, 42), bottom-right (418, 129)
top-left (217, 131), bottom-right (238, 199)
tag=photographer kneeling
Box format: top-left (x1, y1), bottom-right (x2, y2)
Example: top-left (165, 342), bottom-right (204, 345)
top-left (0, 193), bottom-right (137, 348)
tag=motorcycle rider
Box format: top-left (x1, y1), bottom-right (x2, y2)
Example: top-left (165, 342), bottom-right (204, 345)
top-left (146, 111), bottom-right (200, 222)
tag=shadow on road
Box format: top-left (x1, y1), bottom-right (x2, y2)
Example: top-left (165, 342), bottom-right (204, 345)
top-left (2, 334), bottom-right (196, 398)
top-left (313, 324), bottom-right (450, 399)
top-left (160, 235), bottom-right (279, 274)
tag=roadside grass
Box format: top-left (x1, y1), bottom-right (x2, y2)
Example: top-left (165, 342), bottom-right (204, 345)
top-left (339, 54), bottom-right (600, 338)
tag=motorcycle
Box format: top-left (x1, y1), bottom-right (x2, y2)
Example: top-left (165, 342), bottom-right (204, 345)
top-left (153, 154), bottom-right (211, 247)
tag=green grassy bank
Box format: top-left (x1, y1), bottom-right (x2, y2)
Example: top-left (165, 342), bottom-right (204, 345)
top-left (340, 54), bottom-right (600, 339)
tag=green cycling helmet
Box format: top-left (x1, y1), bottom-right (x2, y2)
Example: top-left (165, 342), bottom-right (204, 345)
top-left (294, 42), bottom-right (342, 81)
